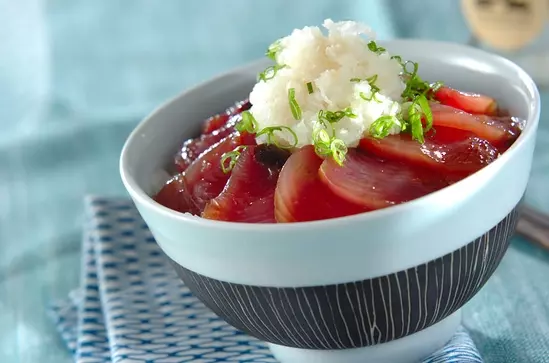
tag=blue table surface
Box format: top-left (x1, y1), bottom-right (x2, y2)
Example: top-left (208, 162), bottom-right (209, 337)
top-left (1, 1), bottom-right (548, 362)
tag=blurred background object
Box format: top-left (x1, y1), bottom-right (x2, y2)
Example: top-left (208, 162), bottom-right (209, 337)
top-left (462, 0), bottom-right (549, 88)
top-left (0, 1), bottom-right (548, 363)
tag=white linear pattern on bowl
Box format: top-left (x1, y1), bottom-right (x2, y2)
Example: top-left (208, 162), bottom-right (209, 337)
top-left (47, 197), bottom-right (484, 362)
top-left (172, 206), bottom-right (519, 350)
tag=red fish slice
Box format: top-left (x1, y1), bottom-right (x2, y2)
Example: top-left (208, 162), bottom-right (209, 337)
top-left (202, 145), bottom-right (290, 223)
top-left (275, 146), bottom-right (368, 222)
top-left (174, 126), bottom-right (236, 173)
top-left (201, 99), bottom-right (251, 134)
top-left (154, 174), bottom-right (199, 215)
top-left (185, 132), bottom-right (256, 212)
top-left (359, 127), bottom-right (498, 176)
top-left (430, 103), bottom-right (524, 149)
top-left (155, 132), bottom-right (256, 214)
top-left (174, 101), bottom-right (251, 173)
top-left (201, 114), bottom-right (231, 136)
top-left (319, 149), bottom-right (449, 210)
top-left (434, 86), bottom-right (497, 116)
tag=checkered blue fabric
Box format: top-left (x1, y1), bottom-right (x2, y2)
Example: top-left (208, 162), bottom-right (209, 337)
top-left (48, 197), bottom-right (483, 362)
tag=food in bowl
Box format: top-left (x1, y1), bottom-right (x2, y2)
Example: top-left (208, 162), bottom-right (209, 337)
top-left (155, 19), bottom-right (525, 223)
top-left (121, 18), bottom-right (539, 363)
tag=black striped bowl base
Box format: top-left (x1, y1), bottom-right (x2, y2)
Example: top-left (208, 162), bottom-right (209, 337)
top-left (170, 206), bottom-right (518, 350)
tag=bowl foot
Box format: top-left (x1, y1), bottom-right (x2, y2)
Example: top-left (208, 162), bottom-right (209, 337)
top-left (268, 309), bottom-right (461, 363)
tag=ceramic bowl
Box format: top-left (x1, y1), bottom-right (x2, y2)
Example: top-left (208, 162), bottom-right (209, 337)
top-left (120, 40), bottom-right (540, 363)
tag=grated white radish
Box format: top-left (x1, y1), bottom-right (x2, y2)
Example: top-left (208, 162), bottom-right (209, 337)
top-left (249, 19), bottom-right (406, 148)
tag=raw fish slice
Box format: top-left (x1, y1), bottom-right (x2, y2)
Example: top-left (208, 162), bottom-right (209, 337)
top-left (275, 146), bottom-right (368, 222)
top-left (201, 99), bottom-right (251, 134)
top-left (202, 145), bottom-right (290, 223)
top-left (184, 131), bottom-right (256, 212)
top-left (359, 127), bottom-right (498, 176)
top-left (434, 86), bottom-right (497, 115)
top-left (174, 123), bottom-right (238, 173)
top-left (319, 149), bottom-right (449, 210)
top-left (430, 103), bottom-right (524, 149)
top-left (154, 174), bottom-right (199, 215)
top-left (201, 114), bottom-right (231, 136)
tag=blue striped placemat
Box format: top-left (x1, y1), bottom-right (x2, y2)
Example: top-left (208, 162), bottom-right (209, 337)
top-left (48, 197), bottom-right (483, 362)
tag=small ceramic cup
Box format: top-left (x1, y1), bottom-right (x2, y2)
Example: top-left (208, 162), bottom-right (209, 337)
top-left (120, 40), bottom-right (540, 363)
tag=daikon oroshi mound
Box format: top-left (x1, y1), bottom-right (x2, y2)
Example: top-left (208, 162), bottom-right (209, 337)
top-left (249, 19), bottom-right (406, 149)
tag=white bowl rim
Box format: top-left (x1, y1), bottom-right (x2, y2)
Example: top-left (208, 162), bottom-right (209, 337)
top-left (120, 39), bottom-right (541, 232)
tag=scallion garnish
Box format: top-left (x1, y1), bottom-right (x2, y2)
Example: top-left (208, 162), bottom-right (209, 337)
top-left (367, 41), bottom-right (386, 55)
top-left (390, 55), bottom-right (405, 67)
top-left (316, 108), bottom-right (356, 138)
top-left (313, 128), bottom-right (331, 154)
top-left (312, 128), bottom-right (347, 166)
top-left (416, 94), bottom-right (433, 132)
top-left (384, 53), bottom-right (443, 143)
top-left (315, 111), bottom-right (334, 137)
top-left (366, 74), bottom-right (378, 83)
top-left (288, 88), bottom-right (302, 120)
top-left (258, 64), bottom-right (286, 82)
top-left (401, 93), bottom-right (434, 144)
top-left (357, 74), bottom-right (382, 103)
top-left (369, 115), bottom-right (401, 139)
top-left (236, 110), bottom-right (259, 134)
top-left (266, 40), bottom-right (283, 61)
top-left (220, 146), bottom-right (248, 174)
top-left (330, 139), bottom-right (348, 166)
top-left (400, 61), bottom-right (440, 102)
top-left (408, 102), bottom-right (425, 143)
top-left (306, 82), bottom-right (314, 94)
top-left (318, 108), bottom-right (356, 126)
top-left (256, 126), bottom-right (299, 149)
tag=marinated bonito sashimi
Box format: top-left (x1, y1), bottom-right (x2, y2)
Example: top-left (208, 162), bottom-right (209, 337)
top-left (275, 145), bottom-right (368, 222)
top-left (174, 100), bottom-right (252, 172)
top-left (154, 20), bottom-right (524, 223)
top-left (358, 127), bottom-right (499, 177)
top-left (202, 144), bottom-right (290, 223)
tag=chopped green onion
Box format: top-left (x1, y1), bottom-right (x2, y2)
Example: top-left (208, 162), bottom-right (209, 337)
top-left (330, 139), bottom-right (348, 166)
top-left (369, 115), bottom-right (399, 139)
top-left (408, 102), bottom-right (425, 144)
top-left (366, 74), bottom-right (377, 82)
top-left (256, 125), bottom-right (299, 148)
top-left (367, 40), bottom-right (386, 55)
top-left (316, 110), bottom-right (336, 137)
top-left (347, 48), bottom-right (443, 144)
top-left (312, 128), bottom-right (332, 155)
top-left (359, 91), bottom-right (381, 102)
top-left (220, 146), bottom-right (248, 174)
top-left (306, 82), bottom-right (314, 94)
top-left (358, 74), bottom-right (382, 103)
top-left (359, 92), bottom-right (370, 101)
top-left (258, 64), bottom-right (286, 82)
top-left (400, 61), bottom-right (442, 102)
top-left (390, 55), bottom-right (405, 67)
top-left (318, 108), bottom-right (356, 126)
top-left (404, 61), bottom-right (419, 78)
top-left (344, 108), bottom-right (357, 118)
top-left (288, 88), bottom-right (302, 120)
top-left (236, 110), bottom-right (259, 133)
top-left (312, 128), bottom-right (347, 166)
top-left (416, 94), bottom-right (433, 132)
top-left (266, 40), bottom-right (283, 61)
